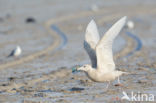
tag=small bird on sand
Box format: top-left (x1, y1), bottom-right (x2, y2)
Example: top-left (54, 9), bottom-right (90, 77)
top-left (75, 16), bottom-right (128, 89)
top-left (8, 46), bottom-right (22, 57)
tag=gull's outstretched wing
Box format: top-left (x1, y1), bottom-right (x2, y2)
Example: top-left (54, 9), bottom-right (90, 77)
top-left (84, 20), bottom-right (100, 67)
top-left (96, 16), bottom-right (127, 72)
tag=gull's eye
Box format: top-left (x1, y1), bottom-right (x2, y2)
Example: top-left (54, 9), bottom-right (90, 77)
top-left (84, 66), bottom-right (86, 68)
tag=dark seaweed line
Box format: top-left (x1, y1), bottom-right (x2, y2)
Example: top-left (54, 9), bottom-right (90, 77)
top-left (51, 25), bottom-right (68, 50)
top-left (125, 31), bottom-right (142, 57)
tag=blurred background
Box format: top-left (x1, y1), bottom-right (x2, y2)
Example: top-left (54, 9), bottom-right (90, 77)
top-left (0, 0), bottom-right (156, 102)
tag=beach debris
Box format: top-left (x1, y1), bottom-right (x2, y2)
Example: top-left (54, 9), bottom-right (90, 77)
top-left (137, 80), bottom-right (148, 84)
top-left (126, 20), bottom-right (134, 29)
top-left (25, 17), bottom-right (36, 23)
top-left (69, 87), bottom-right (84, 91)
top-left (8, 77), bottom-right (16, 81)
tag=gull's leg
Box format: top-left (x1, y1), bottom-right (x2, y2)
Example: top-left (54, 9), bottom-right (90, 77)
top-left (106, 81), bottom-right (110, 89)
top-left (115, 76), bottom-right (124, 87)
top-left (118, 76), bottom-right (120, 84)
top-left (101, 81), bottom-right (110, 93)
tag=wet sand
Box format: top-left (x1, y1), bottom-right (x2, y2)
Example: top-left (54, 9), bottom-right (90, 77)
top-left (0, 0), bottom-right (156, 102)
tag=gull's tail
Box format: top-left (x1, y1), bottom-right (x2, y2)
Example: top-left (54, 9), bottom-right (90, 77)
top-left (122, 71), bottom-right (129, 75)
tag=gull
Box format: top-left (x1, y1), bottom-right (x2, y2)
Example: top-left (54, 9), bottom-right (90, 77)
top-left (8, 46), bottom-right (22, 57)
top-left (76, 16), bottom-right (128, 89)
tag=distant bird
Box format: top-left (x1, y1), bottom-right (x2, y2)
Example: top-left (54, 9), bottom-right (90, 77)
top-left (91, 4), bottom-right (99, 12)
top-left (75, 16), bottom-right (128, 89)
top-left (8, 46), bottom-right (22, 57)
top-left (126, 20), bottom-right (134, 29)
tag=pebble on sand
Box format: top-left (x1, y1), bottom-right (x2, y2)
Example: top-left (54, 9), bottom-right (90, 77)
top-left (25, 17), bottom-right (36, 23)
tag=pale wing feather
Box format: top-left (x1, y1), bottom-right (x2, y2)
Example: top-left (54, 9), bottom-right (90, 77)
top-left (96, 16), bottom-right (127, 72)
top-left (84, 20), bottom-right (100, 67)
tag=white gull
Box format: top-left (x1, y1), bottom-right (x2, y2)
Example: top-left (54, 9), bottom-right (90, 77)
top-left (76, 16), bottom-right (128, 88)
top-left (8, 46), bottom-right (22, 57)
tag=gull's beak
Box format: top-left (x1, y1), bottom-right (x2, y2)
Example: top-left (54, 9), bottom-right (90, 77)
top-left (72, 67), bottom-right (77, 73)
top-left (72, 65), bottom-right (81, 73)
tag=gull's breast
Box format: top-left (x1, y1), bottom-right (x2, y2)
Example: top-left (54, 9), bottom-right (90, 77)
top-left (87, 71), bottom-right (116, 82)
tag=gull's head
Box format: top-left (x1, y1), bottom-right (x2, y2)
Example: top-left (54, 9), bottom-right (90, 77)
top-left (76, 64), bottom-right (92, 72)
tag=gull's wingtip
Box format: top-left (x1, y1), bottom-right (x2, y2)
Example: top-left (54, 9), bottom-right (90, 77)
top-left (121, 16), bottom-right (127, 22)
top-left (90, 19), bottom-right (95, 23)
top-left (88, 19), bottom-right (96, 26)
top-left (114, 16), bottom-right (127, 28)
top-left (123, 16), bottom-right (127, 19)
top-left (86, 19), bottom-right (97, 30)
